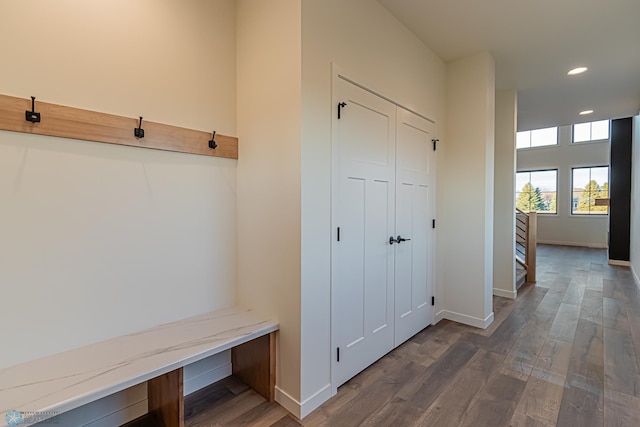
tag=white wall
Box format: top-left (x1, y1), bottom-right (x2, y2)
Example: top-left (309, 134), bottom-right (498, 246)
top-left (631, 115), bottom-right (640, 285)
top-left (494, 90), bottom-right (517, 298)
top-left (236, 0), bottom-right (303, 413)
top-left (0, 1), bottom-right (236, 133)
top-left (517, 126), bottom-right (609, 248)
top-left (0, 0), bottom-right (237, 424)
top-left (238, 0), bottom-right (448, 417)
top-left (298, 0), bottom-right (446, 418)
top-left (440, 52), bottom-right (495, 328)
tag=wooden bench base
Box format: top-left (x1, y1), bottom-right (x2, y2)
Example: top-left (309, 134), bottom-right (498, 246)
top-left (126, 331), bottom-right (276, 427)
top-left (147, 368), bottom-right (184, 427)
top-left (231, 332), bottom-right (276, 403)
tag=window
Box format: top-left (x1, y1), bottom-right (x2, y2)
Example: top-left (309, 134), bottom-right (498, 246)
top-left (516, 127), bottom-right (558, 149)
top-left (516, 170), bottom-right (558, 214)
top-left (572, 120), bottom-right (609, 143)
top-left (571, 167), bottom-right (609, 215)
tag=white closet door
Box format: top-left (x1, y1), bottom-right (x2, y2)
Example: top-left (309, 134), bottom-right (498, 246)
top-left (332, 77), bottom-right (396, 387)
top-left (394, 107), bottom-right (435, 345)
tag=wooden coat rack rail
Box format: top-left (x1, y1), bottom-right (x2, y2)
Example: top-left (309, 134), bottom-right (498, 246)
top-left (0, 94), bottom-right (238, 159)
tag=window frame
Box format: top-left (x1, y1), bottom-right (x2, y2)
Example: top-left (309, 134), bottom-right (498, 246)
top-left (571, 120), bottom-right (610, 144)
top-left (515, 168), bottom-right (559, 215)
top-left (516, 127), bottom-right (559, 150)
top-left (570, 165), bottom-right (610, 216)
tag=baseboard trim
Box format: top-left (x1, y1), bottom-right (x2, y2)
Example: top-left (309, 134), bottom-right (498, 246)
top-left (86, 399), bottom-right (147, 427)
top-left (300, 384), bottom-right (333, 419)
top-left (632, 264), bottom-right (640, 288)
top-left (493, 288), bottom-right (517, 299)
top-left (608, 259), bottom-right (631, 267)
top-left (438, 310), bottom-right (494, 329)
top-left (538, 240), bottom-right (607, 249)
top-left (275, 383), bottom-right (333, 420)
top-left (275, 386), bottom-right (301, 419)
top-left (184, 363), bottom-right (231, 396)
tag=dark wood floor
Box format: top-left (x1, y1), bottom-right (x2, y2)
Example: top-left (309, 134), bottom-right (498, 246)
top-left (185, 245), bottom-right (640, 426)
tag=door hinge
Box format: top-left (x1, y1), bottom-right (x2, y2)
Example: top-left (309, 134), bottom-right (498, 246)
top-left (337, 227), bottom-right (341, 242)
top-left (432, 296), bottom-right (435, 306)
top-left (337, 347), bottom-right (340, 362)
top-left (432, 139), bottom-right (439, 151)
top-left (338, 102), bottom-right (347, 119)
top-left (432, 219), bottom-right (436, 229)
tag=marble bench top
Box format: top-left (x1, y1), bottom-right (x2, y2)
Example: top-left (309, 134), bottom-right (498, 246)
top-left (0, 306), bottom-right (278, 427)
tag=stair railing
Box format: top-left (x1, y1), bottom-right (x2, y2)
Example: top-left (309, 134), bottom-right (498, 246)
top-left (515, 208), bottom-right (537, 284)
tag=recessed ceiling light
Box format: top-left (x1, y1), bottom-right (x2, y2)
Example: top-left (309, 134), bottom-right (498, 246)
top-left (579, 110), bottom-right (594, 115)
top-left (568, 67), bottom-right (588, 75)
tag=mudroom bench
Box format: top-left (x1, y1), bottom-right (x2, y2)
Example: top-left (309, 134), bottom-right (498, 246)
top-left (0, 306), bottom-right (278, 427)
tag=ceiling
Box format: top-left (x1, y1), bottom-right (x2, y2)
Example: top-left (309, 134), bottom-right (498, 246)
top-left (378, 0), bottom-right (640, 131)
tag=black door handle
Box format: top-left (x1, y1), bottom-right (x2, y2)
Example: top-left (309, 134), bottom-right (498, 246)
top-left (390, 236), bottom-right (411, 244)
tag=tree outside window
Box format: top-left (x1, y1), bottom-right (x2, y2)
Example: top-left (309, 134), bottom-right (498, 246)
top-left (516, 170), bottom-right (557, 213)
top-left (572, 167), bottom-right (609, 214)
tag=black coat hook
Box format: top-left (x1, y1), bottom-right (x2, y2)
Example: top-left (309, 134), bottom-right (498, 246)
top-left (25, 96), bottom-right (41, 123)
top-left (134, 117), bottom-right (145, 138)
top-left (208, 130), bottom-right (217, 149)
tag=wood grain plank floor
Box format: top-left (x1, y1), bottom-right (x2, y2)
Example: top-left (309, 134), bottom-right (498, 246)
top-left (412, 349), bottom-right (503, 426)
top-left (557, 359), bottom-right (604, 426)
top-left (184, 245), bottom-right (640, 427)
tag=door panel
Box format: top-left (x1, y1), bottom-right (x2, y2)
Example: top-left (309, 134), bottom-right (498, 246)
top-left (339, 177), bottom-right (366, 348)
top-left (395, 182), bottom-right (414, 319)
top-left (342, 101), bottom-right (392, 167)
top-left (366, 179), bottom-right (392, 333)
top-left (413, 185), bottom-right (431, 309)
top-left (332, 78), bottom-right (396, 387)
top-left (394, 107), bottom-right (435, 346)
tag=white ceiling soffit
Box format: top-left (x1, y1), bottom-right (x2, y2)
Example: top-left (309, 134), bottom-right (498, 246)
top-left (378, 0), bottom-right (640, 131)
